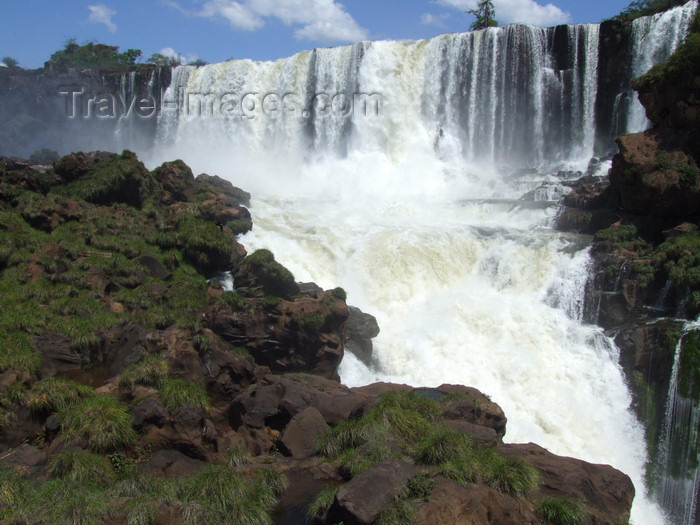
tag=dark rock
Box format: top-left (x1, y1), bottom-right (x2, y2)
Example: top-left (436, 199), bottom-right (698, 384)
top-left (53, 151), bottom-right (112, 181)
top-left (139, 449), bottom-right (207, 478)
top-left (130, 396), bottom-right (166, 429)
top-left (0, 444), bottom-right (48, 480)
top-left (196, 173), bottom-right (251, 207)
top-left (444, 420), bottom-right (499, 447)
top-left (279, 407), bottom-right (329, 458)
top-left (152, 160), bottom-right (195, 203)
top-left (298, 282), bottom-right (324, 296)
top-left (333, 460), bottom-right (415, 525)
top-left (45, 414), bottom-right (60, 433)
top-left (344, 306), bottom-right (380, 366)
top-left (135, 254), bottom-right (172, 281)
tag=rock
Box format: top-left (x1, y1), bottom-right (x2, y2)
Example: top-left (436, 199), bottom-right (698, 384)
top-left (344, 306), bottom-right (380, 366)
top-left (444, 420), bottom-right (499, 447)
top-left (195, 173), bottom-right (251, 207)
top-left (499, 443), bottom-right (635, 524)
top-left (438, 384), bottom-right (508, 438)
top-left (279, 407), bottom-right (329, 458)
top-left (130, 396), bottom-right (166, 429)
top-left (416, 478), bottom-right (538, 525)
top-left (609, 130), bottom-right (700, 218)
top-left (152, 160), bottom-right (195, 204)
top-left (135, 254), bottom-right (172, 281)
top-left (0, 444), bottom-right (48, 480)
top-left (140, 449), bottom-right (207, 478)
top-left (333, 460), bottom-right (415, 525)
top-left (53, 151), bottom-right (112, 181)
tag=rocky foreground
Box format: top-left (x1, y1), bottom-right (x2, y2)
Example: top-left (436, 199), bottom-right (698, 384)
top-left (0, 151), bottom-right (634, 524)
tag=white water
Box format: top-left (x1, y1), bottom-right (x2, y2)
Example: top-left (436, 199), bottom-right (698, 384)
top-left (140, 10), bottom-right (700, 524)
top-left (626, 0), bottom-right (698, 133)
top-left (657, 321), bottom-right (700, 524)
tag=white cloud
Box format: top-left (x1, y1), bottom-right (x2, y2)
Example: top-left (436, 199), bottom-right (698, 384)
top-left (168, 0), bottom-right (368, 43)
top-left (437, 0), bottom-right (571, 27)
top-left (421, 13), bottom-right (451, 27)
top-left (157, 47), bottom-right (200, 64)
top-left (88, 4), bottom-right (117, 33)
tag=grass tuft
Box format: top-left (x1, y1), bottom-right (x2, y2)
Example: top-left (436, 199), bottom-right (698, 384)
top-left (59, 395), bottom-right (137, 452)
top-left (119, 354), bottom-right (169, 389)
top-left (159, 378), bottom-right (209, 410)
top-left (537, 496), bottom-right (588, 525)
top-left (27, 377), bottom-right (95, 414)
top-left (49, 449), bottom-right (115, 485)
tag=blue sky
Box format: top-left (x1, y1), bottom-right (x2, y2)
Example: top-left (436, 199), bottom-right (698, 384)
top-left (3, 0), bottom-right (634, 69)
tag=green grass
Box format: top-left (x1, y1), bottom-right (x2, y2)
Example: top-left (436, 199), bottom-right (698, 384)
top-left (49, 449), bottom-right (115, 485)
top-left (59, 395), bottom-right (137, 452)
top-left (306, 485), bottom-right (338, 520)
top-left (159, 378), bottom-right (209, 410)
top-left (331, 287), bottom-right (347, 300)
top-left (0, 331), bottom-right (42, 373)
top-left (30, 479), bottom-right (114, 525)
top-left (119, 354), bottom-right (169, 389)
top-left (27, 377), bottom-right (95, 414)
top-left (225, 446), bottom-right (251, 468)
top-left (243, 249), bottom-right (296, 295)
top-left (537, 496), bottom-right (588, 525)
top-left (315, 418), bottom-right (386, 457)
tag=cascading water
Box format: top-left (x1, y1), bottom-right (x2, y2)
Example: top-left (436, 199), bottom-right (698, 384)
top-left (146, 7), bottom-right (700, 524)
top-left (656, 322), bottom-right (700, 525)
top-left (625, 0), bottom-right (698, 133)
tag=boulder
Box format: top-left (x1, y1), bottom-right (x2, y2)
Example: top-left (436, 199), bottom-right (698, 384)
top-left (279, 407), bottom-right (329, 458)
top-left (333, 460), bottom-right (416, 525)
top-left (438, 384), bottom-right (508, 438)
top-left (140, 449), bottom-right (207, 478)
top-left (344, 306), bottom-right (380, 366)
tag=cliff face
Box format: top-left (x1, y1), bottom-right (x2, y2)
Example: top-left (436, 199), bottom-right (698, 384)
top-left (555, 11), bottom-right (700, 522)
top-left (0, 65), bottom-right (170, 158)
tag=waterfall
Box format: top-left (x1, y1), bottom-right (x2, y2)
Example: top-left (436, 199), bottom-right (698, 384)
top-left (656, 321), bottom-right (700, 525)
top-left (144, 7), bottom-right (700, 525)
top-left (625, 0), bottom-right (698, 133)
top-left (155, 22), bottom-right (601, 171)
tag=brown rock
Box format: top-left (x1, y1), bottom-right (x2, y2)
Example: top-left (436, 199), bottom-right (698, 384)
top-left (334, 460), bottom-right (416, 525)
top-left (279, 407), bottom-right (329, 458)
top-left (140, 449), bottom-right (207, 478)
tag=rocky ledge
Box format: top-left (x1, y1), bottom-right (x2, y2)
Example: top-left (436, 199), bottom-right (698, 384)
top-left (0, 151), bottom-right (633, 523)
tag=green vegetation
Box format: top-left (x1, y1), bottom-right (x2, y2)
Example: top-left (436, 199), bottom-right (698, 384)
top-left (315, 390), bottom-right (539, 497)
top-left (119, 354), bottom-right (169, 389)
top-left (632, 11), bottom-right (700, 87)
top-left (0, 463), bottom-right (286, 524)
top-left (146, 52), bottom-right (182, 67)
top-left (50, 39), bottom-right (142, 69)
top-left (612, 0), bottom-right (690, 22)
top-left (293, 312), bottom-right (327, 331)
top-left (49, 449), bottom-right (115, 484)
top-left (306, 485), bottom-right (338, 520)
top-left (28, 148), bottom-right (60, 165)
top-left (220, 290), bottom-right (246, 309)
top-left (27, 377), bottom-right (95, 414)
top-left (536, 496), bottom-right (588, 525)
top-left (678, 330), bottom-right (700, 402)
top-left (244, 248), bottom-right (296, 295)
top-left (331, 287), bottom-right (347, 300)
top-left (159, 378), bottom-right (209, 410)
top-left (59, 395), bottom-right (137, 451)
top-left (468, 0), bottom-right (498, 29)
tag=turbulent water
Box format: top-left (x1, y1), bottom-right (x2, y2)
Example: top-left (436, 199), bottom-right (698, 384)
top-left (145, 4), bottom-right (700, 524)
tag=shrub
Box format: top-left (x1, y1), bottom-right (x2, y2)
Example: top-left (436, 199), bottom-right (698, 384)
top-left (159, 378), bottom-right (209, 410)
top-left (49, 449), bottom-right (115, 485)
top-left (192, 334), bottom-right (210, 353)
top-left (27, 377), bottom-right (95, 414)
top-left (315, 418), bottom-right (385, 457)
top-left (331, 287), bottom-right (347, 300)
top-left (537, 496), bottom-right (588, 525)
top-left (59, 395), bottom-right (136, 451)
top-left (119, 354), bottom-right (169, 389)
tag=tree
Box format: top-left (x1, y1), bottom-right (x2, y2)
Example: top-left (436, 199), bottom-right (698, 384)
top-left (188, 58), bottom-right (208, 67)
top-left (2, 56), bottom-right (19, 69)
top-left (49, 39), bottom-right (142, 69)
top-left (468, 0), bottom-right (498, 30)
top-left (146, 53), bottom-right (182, 67)
top-left (611, 0), bottom-right (686, 21)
